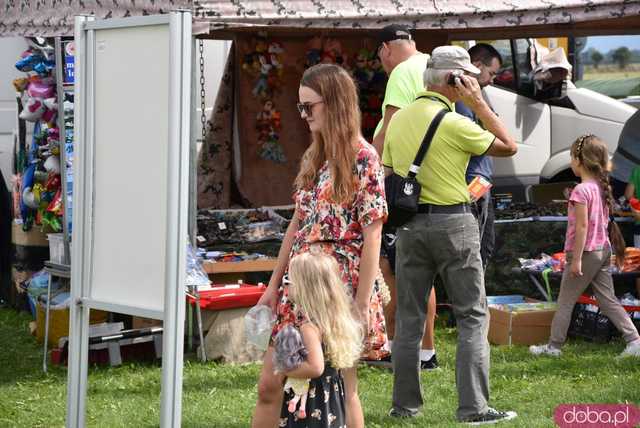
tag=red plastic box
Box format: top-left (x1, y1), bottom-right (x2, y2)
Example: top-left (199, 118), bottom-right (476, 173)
top-left (187, 283), bottom-right (266, 311)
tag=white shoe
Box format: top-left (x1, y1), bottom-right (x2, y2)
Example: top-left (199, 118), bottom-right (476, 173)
top-left (619, 341), bottom-right (640, 358)
top-left (529, 344), bottom-right (561, 357)
top-left (462, 408), bottom-right (518, 425)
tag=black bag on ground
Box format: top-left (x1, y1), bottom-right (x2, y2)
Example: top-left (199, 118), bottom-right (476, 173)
top-left (385, 109), bottom-right (448, 228)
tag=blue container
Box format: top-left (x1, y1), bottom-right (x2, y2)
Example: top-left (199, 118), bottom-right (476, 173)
top-left (487, 295), bottom-right (525, 305)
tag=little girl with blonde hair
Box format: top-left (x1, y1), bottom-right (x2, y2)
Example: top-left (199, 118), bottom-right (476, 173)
top-left (276, 251), bottom-right (363, 427)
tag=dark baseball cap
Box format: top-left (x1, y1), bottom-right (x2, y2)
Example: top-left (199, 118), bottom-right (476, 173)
top-left (377, 24), bottom-right (413, 46)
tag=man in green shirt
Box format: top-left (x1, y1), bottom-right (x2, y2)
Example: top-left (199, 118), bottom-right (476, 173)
top-left (370, 24), bottom-right (439, 370)
top-left (384, 45), bottom-right (518, 424)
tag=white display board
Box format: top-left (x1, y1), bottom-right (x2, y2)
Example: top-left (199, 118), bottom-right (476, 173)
top-left (90, 23), bottom-right (170, 317)
top-left (67, 12), bottom-right (191, 428)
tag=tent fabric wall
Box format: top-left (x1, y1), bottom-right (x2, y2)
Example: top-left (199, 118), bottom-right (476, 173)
top-left (2, 0), bottom-right (640, 36)
top-left (197, 46), bottom-right (234, 209)
top-left (175, 1), bottom-right (640, 31)
top-left (0, 0), bottom-right (192, 37)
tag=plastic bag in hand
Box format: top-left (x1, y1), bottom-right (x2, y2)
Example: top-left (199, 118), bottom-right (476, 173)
top-left (245, 304), bottom-right (276, 352)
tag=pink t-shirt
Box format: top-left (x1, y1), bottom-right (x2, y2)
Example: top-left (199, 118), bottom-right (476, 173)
top-left (564, 181), bottom-right (610, 252)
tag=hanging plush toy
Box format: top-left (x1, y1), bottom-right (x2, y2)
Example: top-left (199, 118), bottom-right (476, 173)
top-left (243, 34), bottom-right (285, 100)
top-left (252, 55), bottom-right (273, 98)
top-left (256, 100), bottom-right (286, 163)
top-left (27, 77), bottom-right (55, 99)
top-left (44, 155), bottom-right (61, 175)
top-left (273, 325), bottom-right (310, 420)
top-left (305, 36), bottom-right (323, 68)
top-left (12, 77), bottom-right (29, 92)
top-left (323, 38), bottom-right (347, 69)
top-left (19, 96), bottom-right (46, 122)
top-left (15, 50), bottom-right (55, 76)
top-left (353, 49), bottom-right (373, 88)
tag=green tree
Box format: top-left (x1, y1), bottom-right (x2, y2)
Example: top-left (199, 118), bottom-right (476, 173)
top-left (612, 46), bottom-right (631, 70)
top-left (590, 49), bottom-right (603, 69)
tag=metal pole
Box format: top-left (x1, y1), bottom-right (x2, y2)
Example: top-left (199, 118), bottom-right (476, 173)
top-left (160, 10), bottom-right (191, 428)
top-left (54, 37), bottom-right (71, 266)
top-left (66, 14), bottom-right (94, 428)
top-left (42, 274), bottom-right (53, 372)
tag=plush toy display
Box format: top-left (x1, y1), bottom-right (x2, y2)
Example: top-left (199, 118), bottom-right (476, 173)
top-left (243, 34), bottom-right (284, 100)
top-left (273, 325), bottom-right (310, 420)
top-left (13, 37), bottom-right (69, 232)
top-left (256, 100), bottom-right (286, 163)
top-left (242, 34), bottom-right (289, 164)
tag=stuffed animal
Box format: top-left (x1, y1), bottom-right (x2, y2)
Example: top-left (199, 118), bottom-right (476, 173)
top-left (273, 325), bottom-right (310, 419)
top-left (306, 36), bottom-right (323, 68)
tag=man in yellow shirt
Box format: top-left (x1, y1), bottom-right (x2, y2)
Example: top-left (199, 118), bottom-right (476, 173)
top-left (371, 24), bottom-right (439, 370)
top-left (384, 46), bottom-right (518, 424)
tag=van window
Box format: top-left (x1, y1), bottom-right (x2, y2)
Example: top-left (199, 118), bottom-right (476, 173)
top-left (454, 39), bottom-right (534, 96)
top-left (573, 35), bottom-right (640, 100)
top-left (489, 40), bottom-right (515, 90)
top-left (512, 39), bottom-right (538, 98)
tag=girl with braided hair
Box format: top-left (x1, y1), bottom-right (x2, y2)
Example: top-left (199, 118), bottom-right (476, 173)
top-left (530, 134), bottom-right (640, 358)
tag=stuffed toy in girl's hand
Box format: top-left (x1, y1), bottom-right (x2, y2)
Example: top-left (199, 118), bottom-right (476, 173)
top-left (273, 325), bottom-right (310, 419)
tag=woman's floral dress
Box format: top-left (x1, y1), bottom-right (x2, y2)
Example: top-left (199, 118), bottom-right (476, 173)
top-left (272, 139), bottom-right (390, 360)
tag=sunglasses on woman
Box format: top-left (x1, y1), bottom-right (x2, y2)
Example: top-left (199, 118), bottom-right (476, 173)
top-left (296, 100), bottom-right (323, 117)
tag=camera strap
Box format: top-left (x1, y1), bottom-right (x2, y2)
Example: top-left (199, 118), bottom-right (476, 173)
top-left (406, 107), bottom-right (448, 179)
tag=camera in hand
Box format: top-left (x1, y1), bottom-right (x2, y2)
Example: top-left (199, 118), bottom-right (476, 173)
top-left (447, 70), bottom-right (464, 86)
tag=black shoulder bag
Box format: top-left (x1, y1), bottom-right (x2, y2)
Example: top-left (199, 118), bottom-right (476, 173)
top-left (385, 108), bottom-right (448, 228)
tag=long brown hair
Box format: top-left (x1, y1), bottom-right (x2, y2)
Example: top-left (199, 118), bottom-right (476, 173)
top-left (294, 64), bottom-right (360, 203)
top-left (571, 134), bottom-right (625, 266)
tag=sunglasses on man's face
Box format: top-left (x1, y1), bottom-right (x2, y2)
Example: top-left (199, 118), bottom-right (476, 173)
top-left (296, 101), bottom-right (323, 117)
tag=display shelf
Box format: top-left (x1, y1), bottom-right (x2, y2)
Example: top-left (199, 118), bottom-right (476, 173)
top-left (202, 258), bottom-right (277, 274)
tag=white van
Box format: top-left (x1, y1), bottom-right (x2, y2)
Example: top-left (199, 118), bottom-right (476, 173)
top-left (476, 38), bottom-right (638, 190)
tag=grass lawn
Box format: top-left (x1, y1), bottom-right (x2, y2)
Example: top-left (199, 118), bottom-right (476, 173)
top-left (1, 307), bottom-right (639, 427)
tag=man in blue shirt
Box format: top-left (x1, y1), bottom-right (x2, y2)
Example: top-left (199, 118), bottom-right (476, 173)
top-left (455, 43), bottom-right (502, 268)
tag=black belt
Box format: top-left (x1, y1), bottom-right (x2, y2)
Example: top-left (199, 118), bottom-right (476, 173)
top-left (417, 203), bottom-right (471, 214)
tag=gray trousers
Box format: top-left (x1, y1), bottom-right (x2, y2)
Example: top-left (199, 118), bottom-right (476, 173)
top-left (391, 212), bottom-right (490, 421)
top-left (549, 249), bottom-right (640, 348)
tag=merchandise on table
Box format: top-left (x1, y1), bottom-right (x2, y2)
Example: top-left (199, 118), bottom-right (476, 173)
top-left (518, 252), bottom-right (565, 272)
top-left (197, 207), bottom-right (290, 247)
top-left (519, 248), bottom-right (640, 273)
top-left (494, 201), bottom-right (568, 220)
top-left (489, 302), bottom-right (558, 312)
top-left (185, 243), bottom-right (211, 288)
top-left (203, 251), bottom-right (268, 263)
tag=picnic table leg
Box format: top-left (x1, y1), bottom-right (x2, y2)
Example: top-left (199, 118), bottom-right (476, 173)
top-left (43, 273), bottom-right (53, 373)
top-left (195, 293), bottom-right (206, 362)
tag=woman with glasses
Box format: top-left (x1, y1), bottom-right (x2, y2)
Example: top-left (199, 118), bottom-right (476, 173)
top-left (251, 63), bottom-right (389, 428)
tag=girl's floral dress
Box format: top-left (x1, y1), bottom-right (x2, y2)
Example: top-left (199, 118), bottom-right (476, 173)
top-left (272, 139), bottom-right (390, 360)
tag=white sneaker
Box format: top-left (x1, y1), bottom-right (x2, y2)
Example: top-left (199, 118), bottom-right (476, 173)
top-left (529, 344), bottom-right (561, 357)
top-left (462, 408), bottom-right (518, 425)
top-left (619, 341), bottom-right (640, 358)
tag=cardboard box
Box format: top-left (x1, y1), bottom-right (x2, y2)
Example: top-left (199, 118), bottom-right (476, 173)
top-left (36, 304), bottom-right (108, 347)
top-left (488, 295), bottom-right (557, 346)
top-left (132, 316), bottom-right (162, 329)
top-left (12, 222), bottom-right (49, 247)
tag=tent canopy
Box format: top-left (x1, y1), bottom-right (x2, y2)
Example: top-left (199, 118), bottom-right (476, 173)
top-left (1, 0), bottom-right (640, 37)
